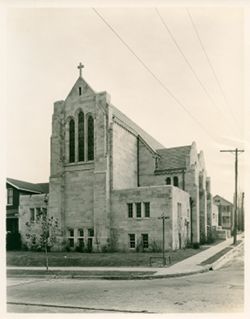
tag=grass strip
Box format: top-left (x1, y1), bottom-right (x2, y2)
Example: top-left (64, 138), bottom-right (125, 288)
top-left (7, 269), bottom-right (155, 277)
top-left (200, 247), bottom-right (233, 265)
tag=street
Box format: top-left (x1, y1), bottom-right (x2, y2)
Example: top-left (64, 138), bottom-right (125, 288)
top-left (7, 247), bottom-right (244, 313)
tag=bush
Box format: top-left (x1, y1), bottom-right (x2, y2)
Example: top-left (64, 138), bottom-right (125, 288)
top-left (192, 242), bottom-right (200, 249)
top-left (6, 232), bottom-right (22, 251)
top-left (101, 245), bottom-right (109, 253)
top-left (75, 245), bottom-right (84, 253)
top-left (149, 240), bottom-right (162, 252)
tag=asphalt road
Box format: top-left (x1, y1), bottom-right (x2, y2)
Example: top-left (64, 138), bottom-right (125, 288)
top-left (7, 247), bottom-right (244, 313)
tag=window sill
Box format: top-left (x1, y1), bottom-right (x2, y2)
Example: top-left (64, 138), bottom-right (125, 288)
top-left (65, 160), bottom-right (94, 166)
top-left (127, 217), bottom-right (151, 220)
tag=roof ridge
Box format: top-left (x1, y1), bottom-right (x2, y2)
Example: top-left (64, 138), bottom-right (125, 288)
top-left (157, 145), bottom-right (191, 151)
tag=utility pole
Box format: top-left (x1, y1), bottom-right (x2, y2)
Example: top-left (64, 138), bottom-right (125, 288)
top-left (220, 148), bottom-right (244, 245)
top-left (158, 213), bottom-right (170, 265)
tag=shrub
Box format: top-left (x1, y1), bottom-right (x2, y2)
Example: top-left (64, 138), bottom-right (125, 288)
top-left (6, 232), bottom-right (22, 251)
top-left (149, 240), bottom-right (162, 252)
top-left (75, 245), bottom-right (84, 253)
top-left (192, 242), bottom-right (200, 249)
top-left (101, 245), bottom-right (109, 253)
top-left (136, 240), bottom-right (144, 252)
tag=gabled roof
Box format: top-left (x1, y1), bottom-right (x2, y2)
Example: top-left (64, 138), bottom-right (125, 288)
top-left (156, 145), bottom-right (192, 171)
top-left (213, 195), bottom-right (233, 206)
top-left (110, 104), bottom-right (164, 152)
top-left (7, 178), bottom-right (49, 194)
top-left (36, 183), bottom-right (50, 194)
top-left (65, 76), bottom-right (95, 101)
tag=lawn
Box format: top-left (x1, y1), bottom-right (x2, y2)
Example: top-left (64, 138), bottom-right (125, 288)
top-left (7, 247), bottom-right (208, 268)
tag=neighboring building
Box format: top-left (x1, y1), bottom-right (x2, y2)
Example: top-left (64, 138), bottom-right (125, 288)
top-left (6, 178), bottom-right (49, 234)
top-left (19, 66), bottom-right (213, 252)
top-left (211, 203), bottom-right (219, 227)
top-left (213, 195), bottom-right (233, 232)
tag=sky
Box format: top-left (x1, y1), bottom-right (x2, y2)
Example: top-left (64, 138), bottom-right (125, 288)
top-left (4, 2), bottom-right (248, 202)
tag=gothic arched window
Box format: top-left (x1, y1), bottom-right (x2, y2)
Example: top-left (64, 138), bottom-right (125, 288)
top-left (69, 119), bottom-right (75, 163)
top-left (87, 115), bottom-right (94, 161)
top-left (173, 176), bottom-right (179, 187)
top-left (166, 177), bottom-right (171, 185)
top-left (78, 111), bottom-right (84, 161)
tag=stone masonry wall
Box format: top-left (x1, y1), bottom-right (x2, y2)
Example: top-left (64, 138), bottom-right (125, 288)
top-left (112, 122), bottom-right (137, 190)
top-left (111, 185), bottom-right (190, 251)
top-left (111, 186), bottom-right (173, 251)
top-left (171, 187), bottom-right (191, 250)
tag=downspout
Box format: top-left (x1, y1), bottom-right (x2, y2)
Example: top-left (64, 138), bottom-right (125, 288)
top-left (190, 197), bottom-right (193, 244)
top-left (182, 169), bottom-right (185, 191)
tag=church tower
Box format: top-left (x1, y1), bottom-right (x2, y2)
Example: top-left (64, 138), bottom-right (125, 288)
top-left (49, 63), bottom-right (111, 251)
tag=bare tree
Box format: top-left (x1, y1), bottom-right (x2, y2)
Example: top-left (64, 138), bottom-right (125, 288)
top-left (25, 196), bottom-right (59, 271)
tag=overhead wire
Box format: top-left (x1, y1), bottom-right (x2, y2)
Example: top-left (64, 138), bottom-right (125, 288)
top-left (155, 7), bottom-right (239, 136)
top-left (186, 8), bottom-right (242, 132)
top-left (92, 8), bottom-right (217, 142)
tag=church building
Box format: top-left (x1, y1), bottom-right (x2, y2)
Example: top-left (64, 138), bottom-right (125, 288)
top-left (19, 64), bottom-right (213, 252)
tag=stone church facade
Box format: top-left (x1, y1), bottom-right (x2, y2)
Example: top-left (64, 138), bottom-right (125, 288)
top-left (19, 68), bottom-right (213, 252)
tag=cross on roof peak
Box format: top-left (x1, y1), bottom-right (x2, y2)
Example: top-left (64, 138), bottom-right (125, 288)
top-left (77, 62), bottom-right (84, 77)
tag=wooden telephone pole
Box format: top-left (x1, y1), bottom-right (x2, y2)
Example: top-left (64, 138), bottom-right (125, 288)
top-left (220, 148), bottom-right (244, 245)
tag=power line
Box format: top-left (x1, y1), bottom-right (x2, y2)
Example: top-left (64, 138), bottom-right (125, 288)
top-left (155, 8), bottom-right (239, 136)
top-left (92, 8), bottom-right (216, 142)
top-left (186, 8), bottom-right (241, 131)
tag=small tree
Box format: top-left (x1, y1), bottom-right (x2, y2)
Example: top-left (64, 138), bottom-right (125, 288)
top-left (25, 207), bottom-right (59, 271)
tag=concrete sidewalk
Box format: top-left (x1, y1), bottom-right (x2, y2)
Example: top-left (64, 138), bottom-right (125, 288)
top-left (154, 233), bottom-right (244, 278)
top-left (7, 233), bottom-right (244, 279)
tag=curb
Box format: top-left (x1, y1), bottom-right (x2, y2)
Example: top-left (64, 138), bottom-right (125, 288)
top-left (7, 266), bottom-right (211, 281)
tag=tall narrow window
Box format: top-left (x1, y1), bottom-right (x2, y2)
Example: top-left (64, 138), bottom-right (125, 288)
top-left (78, 112), bottom-right (85, 161)
top-left (79, 87), bottom-right (82, 96)
top-left (173, 176), bottom-right (179, 187)
top-left (127, 203), bottom-right (133, 218)
top-left (69, 119), bottom-right (75, 163)
top-left (144, 202), bottom-right (150, 218)
top-left (136, 202), bottom-right (141, 218)
top-left (87, 115), bottom-right (94, 161)
top-left (166, 177), bottom-right (171, 185)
